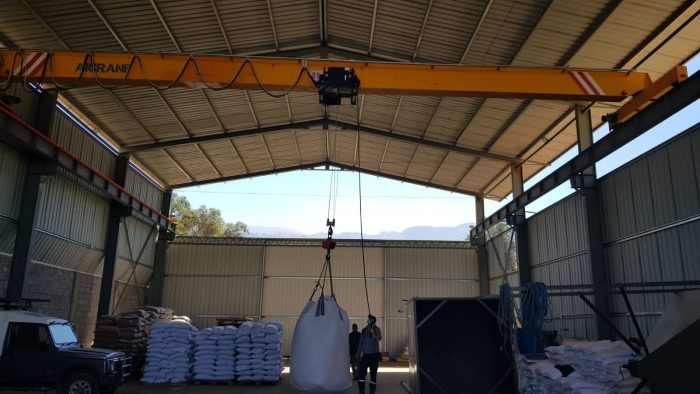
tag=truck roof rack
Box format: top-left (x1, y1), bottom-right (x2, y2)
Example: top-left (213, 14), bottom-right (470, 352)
top-left (0, 298), bottom-right (50, 311)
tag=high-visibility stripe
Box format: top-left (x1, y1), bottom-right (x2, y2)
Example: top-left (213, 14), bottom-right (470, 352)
top-left (582, 71), bottom-right (605, 95)
top-left (569, 71), bottom-right (606, 96)
top-left (23, 52), bottom-right (47, 77)
top-left (570, 71), bottom-right (595, 95)
top-left (13, 52), bottom-right (38, 76)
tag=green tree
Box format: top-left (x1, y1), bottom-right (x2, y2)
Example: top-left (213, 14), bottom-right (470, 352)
top-left (170, 193), bottom-right (248, 237)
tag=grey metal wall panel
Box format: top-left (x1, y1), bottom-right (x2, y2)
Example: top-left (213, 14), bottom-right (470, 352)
top-left (385, 279), bottom-right (479, 319)
top-left (0, 142), bottom-right (26, 220)
top-left (265, 246), bottom-right (383, 278)
top-left (0, 217), bottom-right (17, 255)
top-left (385, 248), bottom-right (478, 279)
top-left (528, 193), bottom-right (589, 265)
top-left (124, 168), bottom-right (162, 210)
top-left (262, 277), bottom-right (384, 318)
top-left (489, 272), bottom-right (519, 295)
top-left (162, 276), bottom-right (262, 324)
top-left (29, 230), bottom-right (104, 274)
top-left (165, 244), bottom-right (263, 276)
top-left (35, 175), bottom-right (110, 250)
top-left (49, 111), bottom-right (115, 178)
top-left (117, 218), bottom-right (157, 268)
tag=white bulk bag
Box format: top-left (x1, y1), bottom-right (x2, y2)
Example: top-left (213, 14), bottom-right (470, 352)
top-left (290, 296), bottom-right (351, 391)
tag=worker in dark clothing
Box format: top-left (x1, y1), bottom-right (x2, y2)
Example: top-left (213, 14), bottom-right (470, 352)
top-left (355, 314), bottom-right (382, 394)
top-left (349, 323), bottom-right (361, 379)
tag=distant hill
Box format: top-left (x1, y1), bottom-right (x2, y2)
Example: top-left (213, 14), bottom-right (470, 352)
top-left (247, 223), bottom-right (474, 241)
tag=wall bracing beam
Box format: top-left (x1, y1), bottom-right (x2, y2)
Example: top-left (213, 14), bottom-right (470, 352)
top-left (98, 154), bottom-right (130, 318)
top-left (470, 72), bottom-right (700, 238)
top-left (6, 91), bottom-right (57, 299)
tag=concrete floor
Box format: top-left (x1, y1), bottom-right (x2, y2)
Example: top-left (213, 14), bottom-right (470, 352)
top-left (121, 365), bottom-right (410, 394)
top-left (0, 364), bottom-right (410, 394)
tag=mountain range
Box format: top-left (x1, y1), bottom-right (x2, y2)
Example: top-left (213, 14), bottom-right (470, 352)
top-left (246, 223), bottom-right (474, 241)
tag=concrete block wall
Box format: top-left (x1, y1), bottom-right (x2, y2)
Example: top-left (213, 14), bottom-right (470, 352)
top-left (5, 259), bottom-right (146, 346)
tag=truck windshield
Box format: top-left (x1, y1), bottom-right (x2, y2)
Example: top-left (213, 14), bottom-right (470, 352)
top-left (49, 323), bottom-right (80, 347)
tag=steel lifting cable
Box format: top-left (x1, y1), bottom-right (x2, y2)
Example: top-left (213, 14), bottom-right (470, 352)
top-left (356, 101), bottom-right (372, 316)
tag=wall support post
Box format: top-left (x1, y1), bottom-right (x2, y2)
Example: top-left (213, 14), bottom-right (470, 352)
top-left (573, 104), bottom-right (613, 340)
top-left (6, 91), bottom-right (57, 299)
top-left (97, 155), bottom-right (130, 318)
top-left (510, 164), bottom-right (530, 285)
top-left (475, 196), bottom-right (490, 295)
top-left (147, 190), bottom-right (173, 306)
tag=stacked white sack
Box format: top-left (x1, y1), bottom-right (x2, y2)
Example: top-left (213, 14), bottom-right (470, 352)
top-left (193, 326), bottom-right (237, 381)
top-left (257, 322), bottom-right (283, 382)
top-left (141, 319), bottom-right (197, 384)
top-left (519, 340), bottom-right (642, 394)
top-left (235, 322), bottom-right (261, 382)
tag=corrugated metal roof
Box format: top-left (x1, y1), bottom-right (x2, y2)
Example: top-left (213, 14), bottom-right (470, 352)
top-left (0, 0), bottom-right (695, 198)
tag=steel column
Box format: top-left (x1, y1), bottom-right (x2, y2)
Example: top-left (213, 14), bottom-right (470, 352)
top-left (6, 91), bottom-right (57, 299)
top-left (97, 155), bottom-right (130, 318)
top-left (574, 104), bottom-right (613, 340)
top-left (475, 196), bottom-right (489, 295)
top-left (511, 165), bottom-right (531, 285)
top-left (147, 189), bottom-right (173, 306)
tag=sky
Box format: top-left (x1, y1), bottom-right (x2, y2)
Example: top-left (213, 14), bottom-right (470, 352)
top-left (177, 56), bottom-right (699, 236)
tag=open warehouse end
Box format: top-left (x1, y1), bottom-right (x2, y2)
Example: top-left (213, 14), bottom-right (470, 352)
top-left (0, 0), bottom-right (699, 393)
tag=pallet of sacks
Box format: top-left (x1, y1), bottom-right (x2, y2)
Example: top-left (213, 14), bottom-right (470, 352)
top-left (93, 306), bottom-right (175, 375)
top-left (235, 322), bottom-right (283, 384)
top-left (518, 340), bottom-right (642, 394)
top-left (141, 318), bottom-right (197, 384)
top-left (192, 326), bottom-right (237, 382)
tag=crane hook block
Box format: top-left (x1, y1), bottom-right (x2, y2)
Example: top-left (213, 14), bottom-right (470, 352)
top-left (322, 239), bottom-right (336, 251)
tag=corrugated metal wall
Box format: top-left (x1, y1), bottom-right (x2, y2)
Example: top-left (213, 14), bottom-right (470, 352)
top-left (599, 124), bottom-right (700, 338)
top-left (385, 247), bottom-right (479, 358)
top-left (527, 193), bottom-right (597, 339)
top-left (264, 245), bottom-right (384, 356)
top-left (163, 243), bottom-right (264, 329)
top-left (486, 225), bottom-right (520, 294)
top-left (0, 86), bottom-right (164, 342)
top-left (517, 123), bottom-right (700, 340)
top-left (162, 239), bottom-right (477, 357)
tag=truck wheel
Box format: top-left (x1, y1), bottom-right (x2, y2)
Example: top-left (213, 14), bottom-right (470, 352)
top-left (61, 372), bottom-right (99, 394)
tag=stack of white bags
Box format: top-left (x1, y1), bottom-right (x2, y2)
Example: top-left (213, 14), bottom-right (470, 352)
top-left (260, 322), bottom-right (284, 381)
top-left (519, 340), bottom-right (643, 394)
top-left (193, 326), bottom-right (237, 381)
top-left (235, 322), bottom-right (284, 382)
top-left (141, 319), bottom-right (198, 384)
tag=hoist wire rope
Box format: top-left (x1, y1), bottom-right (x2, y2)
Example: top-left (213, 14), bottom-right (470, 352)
top-left (356, 102), bottom-right (372, 316)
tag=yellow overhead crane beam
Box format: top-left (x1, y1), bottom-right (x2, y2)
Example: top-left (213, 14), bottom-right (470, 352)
top-left (0, 49), bottom-right (661, 101)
